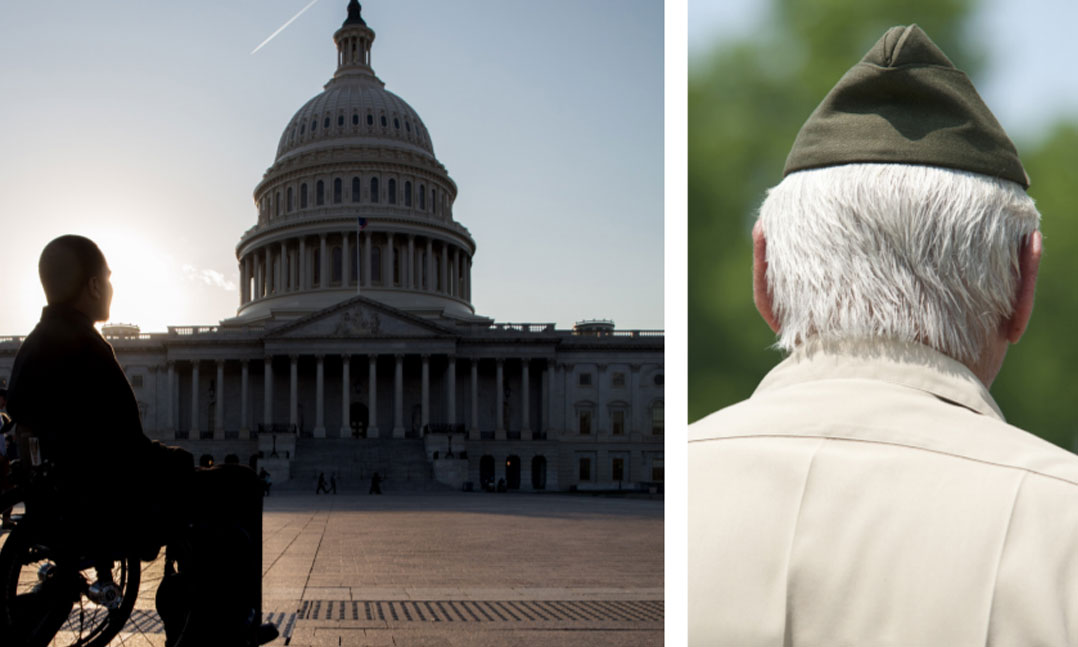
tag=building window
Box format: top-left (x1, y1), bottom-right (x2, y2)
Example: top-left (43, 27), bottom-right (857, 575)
top-left (311, 119), bottom-right (317, 131)
top-left (579, 457), bottom-right (591, 482)
top-left (367, 113), bottom-right (373, 125)
top-left (323, 117), bottom-right (330, 129)
top-left (406, 121), bottom-right (411, 132)
top-left (612, 409), bottom-right (625, 436)
top-left (419, 184), bottom-right (426, 210)
top-left (287, 187), bottom-right (293, 212)
top-left (380, 115), bottom-right (387, 127)
top-left (333, 178), bottom-right (342, 203)
top-left (316, 180), bottom-right (325, 206)
top-left (579, 373), bottom-right (592, 386)
top-left (432, 188), bottom-right (437, 214)
top-left (300, 123), bottom-right (305, 134)
top-left (651, 460), bottom-right (664, 482)
top-left (300, 183), bottom-right (308, 208)
top-left (654, 373), bottom-right (664, 386)
top-left (388, 178), bottom-right (396, 204)
top-left (371, 246), bottom-right (382, 283)
top-left (612, 457), bottom-right (624, 482)
top-left (352, 113), bottom-right (359, 125)
top-left (312, 248), bottom-right (321, 286)
top-left (651, 401), bottom-right (664, 435)
top-left (578, 410), bottom-right (591, 435)
top-left (613, 372), bottom-right (626, 388)
top-left (394, 118), bottom-right (400, 129)
top-left (370, 177), bottom-right (379, 203)
top-left (393, 248), bottom-right (401, 285)
top-left (405, 181), bottom-right (412, 207)
top-left (338, 114), bottom-right (344, 126)
top-left (275, 191), bottom-right (281, 216)
top-left (352, 177), bottom-right (361, 203)
top-left (332, 246), bottom-right (342, 283)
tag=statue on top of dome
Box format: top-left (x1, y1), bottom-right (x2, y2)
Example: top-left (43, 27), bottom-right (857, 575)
top-left (344, 0), bottom-right (366, 26)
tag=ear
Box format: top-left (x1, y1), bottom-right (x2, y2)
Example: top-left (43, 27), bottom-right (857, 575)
top-left (86, 274), bottom-right (104, 301)
top-left (752, 222), bottom-right (781, 334)
top-left (1005, 230), bottom-right (1042, 344)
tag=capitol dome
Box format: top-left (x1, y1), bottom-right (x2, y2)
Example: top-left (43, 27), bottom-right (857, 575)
top-left (231, 0), bottom-right (478, 325)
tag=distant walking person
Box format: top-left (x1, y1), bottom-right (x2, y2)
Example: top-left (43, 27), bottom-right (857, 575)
top-left (369, 472), bottom-right (382, 495)
top-left (329, 473), bottom-right (337, 494)
top-left (316, 472), bottom-right (330, 494)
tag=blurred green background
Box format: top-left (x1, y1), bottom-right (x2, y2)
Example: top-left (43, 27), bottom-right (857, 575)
top-left (688, 0), bottom-right (1078, 450)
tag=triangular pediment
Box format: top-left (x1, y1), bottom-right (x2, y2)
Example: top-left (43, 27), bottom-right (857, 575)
top-left (266, 295), bottom-right (455, 339)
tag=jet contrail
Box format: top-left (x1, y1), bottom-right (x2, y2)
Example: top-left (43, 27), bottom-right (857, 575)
top-left (251, 0), bottom-right (322, 55)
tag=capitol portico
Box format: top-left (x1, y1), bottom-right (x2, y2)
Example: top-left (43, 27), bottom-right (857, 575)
top-left (0, 1), bottom-right (664, 493)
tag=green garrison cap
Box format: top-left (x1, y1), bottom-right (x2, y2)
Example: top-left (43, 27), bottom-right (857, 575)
top-left (784, 24), bottom-right (1030, 189)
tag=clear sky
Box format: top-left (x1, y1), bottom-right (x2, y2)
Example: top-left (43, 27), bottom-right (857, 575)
top-left (0, 0), bottom-right (664, 336)
top-left (688, 0), bottom-right (1078, 145)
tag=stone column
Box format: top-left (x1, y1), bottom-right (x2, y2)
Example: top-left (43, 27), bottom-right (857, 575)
top-left (407, 235), bottom-right (415, 289)
top-left (440, 244), bottom-right (448, 294)
top-left (364, 233), bottom-right (372, 288)
top-left (447, 356), bottom-right (457, 427)
top-left (470, 359), bottom-right (479, 440)
top-left (385, 233), bottom-right (395, 287)
top-left (264, 247), bottom-right (271, 295)
top-left (342, 231), bottom-right (350, 286)
top-left (240, 359), bottom-right (249, 439)
top-left (521, 358), bottom-right (531, 439)
top-left (319, 234), bottom-right (328, 287)
top-left (299, 238), bottom-right (307, 290)
top-left (280, 242), bottom-right (288, 292)
top-left (495, 358), bottom-right (505, 440)
top-left (190, 361), bottom-right (200, 437)
top-left (166, 361), bottom-right (176, 436)
top-left (340, 354), bottom-right (351, 437)
top-left (289, 355), bottom-right (298, 430)
top-left (393, 354), bottom-right (404, 438)
top-left (368, 354), bottom-right (379, 437)
top-left (254, 255), bottom-right (262, 299)
top-left (215, 360), bottom-right (225, 439)
top-left (542, 362), bottom-right (551, 436)
top-left (421, 354), bottom-right (430, 429)
top-left (263, 356), bottom-right (273, 430)
top-left (426, 238), bottom-right (434, 291)
top-left (451, 247), bottom-right (458, 297)
top-left (314, 354), bottom-right (326, 438)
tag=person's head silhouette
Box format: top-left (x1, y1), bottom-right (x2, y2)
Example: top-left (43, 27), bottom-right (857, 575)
top-left (38, 235), bottom-right (112, 322)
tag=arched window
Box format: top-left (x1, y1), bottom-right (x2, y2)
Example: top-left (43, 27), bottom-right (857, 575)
top-left (404, 181), bottom-right (412, 207)
top-left (405, 121), bottom-right (411, 132)
top-left (352, 113), bottom-right (359, 125)
top-left (394, 118), bottom-right (400, 129)
top-left (351, 177), bottom-right (361, 203)
top-left (370, 177), bottom-right (379, 203)
top-left (371, 246), bottom-right (382, 283)
top-left (333, 178), bottom-right (342, 204)
top-left (287, 187), bottom-right (294, 212)
top-left (380, 115), bottom-right (387, 127)
top-left (388, 179), bottom-right (396, 205)
top-left (431, 188), bottom-right (437, 214)
top-left (419, 184), bottom-right (426, 210)
top-left (323, 117), bottom-right (330, 129)
top-left (311, 119), bottom-right (317, 132)
top-left (337, 115), bottom-right (343, 126)
top-left (300, 183), bottom-right (308, 209)
top-left (332, 246), bottom-right (342, 283)
top-left (275, 191), bottom-right (281, 216)
top-left (316, 180), bottom-right (325, 206)
top-left (367, 114), bottom-right (373, 126)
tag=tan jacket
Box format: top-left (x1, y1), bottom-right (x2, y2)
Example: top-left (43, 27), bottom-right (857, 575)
top-left (689, 340), bottom-right (1078, 646)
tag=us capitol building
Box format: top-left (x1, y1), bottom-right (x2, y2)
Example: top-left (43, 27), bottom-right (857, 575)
top-left (0, 1), bottom-right (664, 492)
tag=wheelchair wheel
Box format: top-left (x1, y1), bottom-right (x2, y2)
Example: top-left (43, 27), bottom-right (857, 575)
top-left (0, 493), bottom-right (140, 647)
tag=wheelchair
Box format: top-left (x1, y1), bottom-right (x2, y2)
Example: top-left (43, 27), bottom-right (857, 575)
top-left (0, 430), bottom-right (196, 647)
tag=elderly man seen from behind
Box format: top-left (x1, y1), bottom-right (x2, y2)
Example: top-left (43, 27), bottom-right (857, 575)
top-left (689, 24), bottom-right (1078, 646)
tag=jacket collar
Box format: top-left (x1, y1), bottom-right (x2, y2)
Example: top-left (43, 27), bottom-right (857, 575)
top-left (755, 338), bottom-right (1005, 421)
top-left (40, 303), bottom-right (96, 331)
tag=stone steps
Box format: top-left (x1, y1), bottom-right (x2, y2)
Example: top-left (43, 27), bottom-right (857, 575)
top-left (283, 438), bottom-right (445, 492)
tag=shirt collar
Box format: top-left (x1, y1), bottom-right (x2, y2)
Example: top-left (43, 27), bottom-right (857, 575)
top-left (755, 338), bottom-right (1005, 421)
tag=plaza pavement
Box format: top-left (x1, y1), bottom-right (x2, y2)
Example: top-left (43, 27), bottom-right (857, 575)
top-left (80, 491), bottom-right (665, 646)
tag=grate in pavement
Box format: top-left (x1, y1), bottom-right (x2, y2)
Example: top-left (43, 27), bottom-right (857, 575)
top-left (299, 599), bottom-right (664, 623)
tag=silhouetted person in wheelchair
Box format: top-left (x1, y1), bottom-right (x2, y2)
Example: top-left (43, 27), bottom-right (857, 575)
top-left (5, 235), bottom-right (276, 646)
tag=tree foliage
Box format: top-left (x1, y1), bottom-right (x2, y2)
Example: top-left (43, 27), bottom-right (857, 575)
top-left (690, 0), bottom-right (1078, 451)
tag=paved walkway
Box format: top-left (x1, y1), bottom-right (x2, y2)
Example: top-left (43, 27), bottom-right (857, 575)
top-left (66, 492), bottom-right (664, 646)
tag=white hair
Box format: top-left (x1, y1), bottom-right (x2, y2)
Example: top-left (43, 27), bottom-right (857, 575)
top-left (758, 163), bottom-right (1041, 363)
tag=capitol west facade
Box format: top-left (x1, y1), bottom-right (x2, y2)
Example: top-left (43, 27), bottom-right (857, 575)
top-left (0, 2), bottom-right (664, 492)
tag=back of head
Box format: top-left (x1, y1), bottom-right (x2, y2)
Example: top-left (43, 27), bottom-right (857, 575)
top-left (38, 235), bottom-right (107, 306)
top-left (758, 163), bottom-right (1039, 363)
